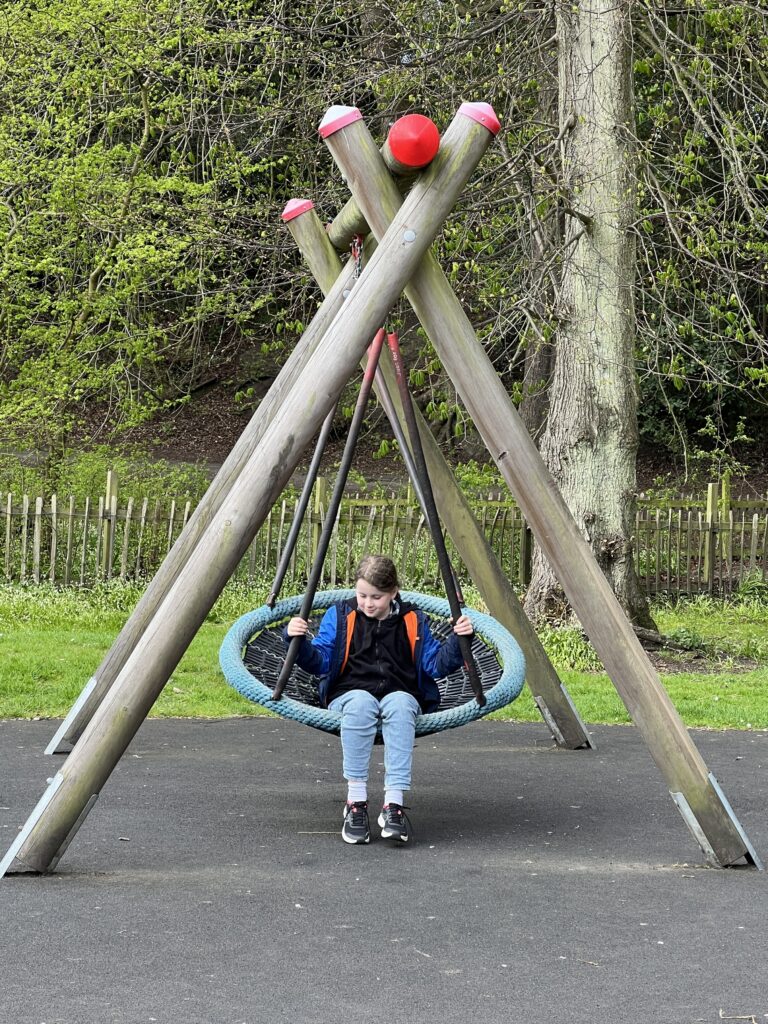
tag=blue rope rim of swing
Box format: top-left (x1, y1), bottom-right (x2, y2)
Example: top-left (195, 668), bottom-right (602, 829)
top-left (219, 589), bottom-right (526, 736)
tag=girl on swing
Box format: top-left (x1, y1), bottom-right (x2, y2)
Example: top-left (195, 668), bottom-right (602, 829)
top-left (285, 554), bottom-right (474, 845)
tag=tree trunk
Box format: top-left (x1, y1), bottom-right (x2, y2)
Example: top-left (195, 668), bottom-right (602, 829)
top-left (519, 330), bottom-right (555, 443)
top-left (524, 0), bottom-right (655, 630)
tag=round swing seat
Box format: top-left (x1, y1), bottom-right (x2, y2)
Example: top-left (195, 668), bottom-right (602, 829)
top-left (219, 590), bottom-right (526, 737)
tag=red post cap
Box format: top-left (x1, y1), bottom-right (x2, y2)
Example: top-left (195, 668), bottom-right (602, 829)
top-left (318, 105), bottom-right (363, 138)
top-left (386, 114), bottom-right (440, 170)
top-left (281, 199), bottom-right (314, 222)
top-left (458, 102), bottom-right (501, 136)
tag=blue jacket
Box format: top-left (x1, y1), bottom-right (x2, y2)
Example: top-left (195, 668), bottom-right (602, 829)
top-left (285, 598), bottom-right (465, 712)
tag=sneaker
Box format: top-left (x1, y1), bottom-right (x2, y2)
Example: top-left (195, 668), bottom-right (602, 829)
top-left (342, 801), bottom-right (371, 845)
top-left (378, 803), bottom-right (412, 843)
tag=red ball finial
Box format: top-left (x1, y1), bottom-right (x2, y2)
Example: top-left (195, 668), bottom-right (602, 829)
top-left (386, 114), bottom-right (440, 170)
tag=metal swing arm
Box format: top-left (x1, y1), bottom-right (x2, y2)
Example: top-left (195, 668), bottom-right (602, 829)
top-left (271, 320), bottom-right (485, 706)
top-left (268, 233), bottom-right (476, 702)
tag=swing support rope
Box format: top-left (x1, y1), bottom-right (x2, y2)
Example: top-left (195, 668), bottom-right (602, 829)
top-left (268, 231), bottom-right (483, 705)
top-left (385, 330), bottom-right (485, 706)
top-left (271, 327), bottom-right (386, 699)
top-left (269, 326), bottom-right (485, 705)
top-left (373, 363), bottom-right (427, 513)
top-left (266, 401), bottom-right (338, 608)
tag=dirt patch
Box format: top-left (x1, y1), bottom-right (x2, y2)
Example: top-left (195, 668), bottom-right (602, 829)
top-left (643, 650), bottom-right (760, 675)
top-left (110, 378), bottom-right (765, 493)
top-left (113, 376), bottom-right (465, 488)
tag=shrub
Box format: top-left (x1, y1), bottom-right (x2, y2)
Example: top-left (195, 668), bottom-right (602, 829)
top-left (0, 447), bottom-right (210, 503)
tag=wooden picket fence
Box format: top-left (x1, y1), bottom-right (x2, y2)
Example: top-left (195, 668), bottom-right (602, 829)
top-left (2, 485), bottom-right (767, 598)
top-left (0, 490), bottom-right (531, 593)
top-left (2, 492), bottom-right (195, 588)
top-left (635, 506), bottom-right (768, 597)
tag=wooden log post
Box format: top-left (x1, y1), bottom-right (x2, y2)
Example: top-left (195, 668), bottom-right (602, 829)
top-left (719, 472), bottom-right (732, 562)
top-left (326, 108), bottom-right (761, 869)
top-left (101, 470), bottom-right (118, 578)
top-left (311, 475), bottom-right (330, 564)
top-left (284, 200), bottom-right (593, 750)
top-left (704, 481), bottom-right (718, 591)
top-left (0, 102), bottom-right (495, 877)
top-left (49, 493), bottom-right (58, 584)
top-left (32, 496), bottom-right (43, 583)
top-left (44, 207), bottom-right (366, 756)
top-left (4, 492), bottom-right (11, 581)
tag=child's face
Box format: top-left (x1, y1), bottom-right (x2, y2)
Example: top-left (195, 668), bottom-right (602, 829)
top-left (355, 579), bottom-right (398, 620)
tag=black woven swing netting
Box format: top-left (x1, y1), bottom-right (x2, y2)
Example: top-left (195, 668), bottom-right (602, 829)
top-left (242, 615), bottom-right (504, 710)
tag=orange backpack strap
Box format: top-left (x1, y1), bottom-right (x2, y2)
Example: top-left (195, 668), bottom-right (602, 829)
top-left (404, 610), bottom-right (419, 662)
top-left (340, 609), bottom-right (356, 674)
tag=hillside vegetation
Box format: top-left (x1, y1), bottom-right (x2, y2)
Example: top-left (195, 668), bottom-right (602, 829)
top-left (1, 2), bottom-right (766, 491)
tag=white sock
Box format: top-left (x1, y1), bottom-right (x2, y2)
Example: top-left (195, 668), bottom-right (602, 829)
top-left (384, 788), bottom-right (404, 808)
top-left (347, 780), bottom-right (367, 804)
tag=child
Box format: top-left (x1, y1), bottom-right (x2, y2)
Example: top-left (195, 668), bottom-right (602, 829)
top-left (285, 554), bottom-right (474, 845)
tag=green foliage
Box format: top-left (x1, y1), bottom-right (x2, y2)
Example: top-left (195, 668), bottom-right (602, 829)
top-left (634, 3), bottom-right (768, 457)
top-left (373, 438), bottom-right (397, 461)
top-left (663, 624), bottom-right (712, 655)
top-left (0, 581), bottom-right (266, 719)
top-left (537, 626), bottom-right (604, 673)
top-left (733, 571), bottom-right (768, 608)
top-left (2, 0), bottom-right (767, 482)
top-left (637, 473), bottom-right (694, 506)
top-left (452, 460), bottom-right (505, 495)
top-left (654, 594), bottom-right (768, 663)
top-left (0, 446), bottom-right (210, 501)
top-left (0, 580), bottom-right (146, 629)
top-left (688, 415), bottom-right (754, 482)
top-left (493, 667), bottom-right (768, 731)
top-left (0, 0), bottom-right (320, 452)
top-left (0, 0), bottom-right (558, 463)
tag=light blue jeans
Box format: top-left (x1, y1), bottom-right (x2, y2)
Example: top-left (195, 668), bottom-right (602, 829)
top-left (328, 689), bottom-right (420, 790)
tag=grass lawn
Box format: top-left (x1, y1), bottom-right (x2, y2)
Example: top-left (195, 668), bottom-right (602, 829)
top-left (0, 581), bottom-right (266, 720)
top-left (1, 582), bottom-right (767, 730)
top-left (489, 666), bottom-right (768, 730)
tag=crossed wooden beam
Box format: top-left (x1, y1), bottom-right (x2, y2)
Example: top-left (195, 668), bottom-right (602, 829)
top-left (1, 103), bottom-right (761, 876)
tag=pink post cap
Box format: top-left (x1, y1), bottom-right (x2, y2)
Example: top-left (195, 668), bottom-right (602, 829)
top-left (281, 199), bottom-right (314, 222)
top-left (458, 102), bottom-right (501, 136)
top-left (318, 105), bottom-right (363, 138)
top-left (386, 114), bottom-right (440, 170)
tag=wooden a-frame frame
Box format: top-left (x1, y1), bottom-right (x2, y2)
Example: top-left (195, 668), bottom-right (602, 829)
top-left (0, 102), bottom-right (762, 877)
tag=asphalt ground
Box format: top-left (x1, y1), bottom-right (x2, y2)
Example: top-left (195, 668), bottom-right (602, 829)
top-left (1, 717), bottom-right (767, 1024)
